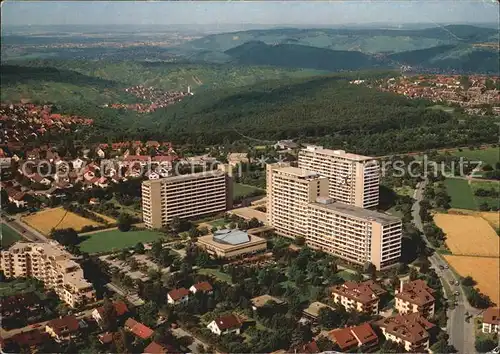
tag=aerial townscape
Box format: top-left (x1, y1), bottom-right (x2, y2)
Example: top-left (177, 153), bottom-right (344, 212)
top-left (0, 1), bottom-right (499, 354)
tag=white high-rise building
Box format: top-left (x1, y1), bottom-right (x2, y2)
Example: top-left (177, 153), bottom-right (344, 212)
top-left (298, 146), bottom-right (380, 208)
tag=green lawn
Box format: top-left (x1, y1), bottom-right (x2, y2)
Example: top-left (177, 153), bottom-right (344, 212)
top-left (208, 219), bottom-right (227, 228)
top-left (444, 178), bottom-right (477, 210)
top-left (197, 268), bottom-right (233, 284)
top-left (2, 223), bottom-right (22, 248)
top-left (0, 279), bottom-right (39, 297)
top-left (78, 229), bottom-right (164, 253)
top-left (449, 147), bottom-right (500, 167)
top-left (233, 182), bottom-right (264, 198)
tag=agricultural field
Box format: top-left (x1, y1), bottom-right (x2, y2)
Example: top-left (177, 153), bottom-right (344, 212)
top-left (449, 146), bottom-right (500, 167)
top-left (434, 213), bottom-right (499, 257)
top-left (444, 178), bottom-right (477, 210)
top-left (448, 208), bottom-right (500, 229)
top-left (444, 255), bottom-right (499, 305)
top-left (22, 207), bottom-right (113, 235)
top-left (1, 223), bottom-right (21, 248)
top-left (78, 229), bottom-right (164, 254)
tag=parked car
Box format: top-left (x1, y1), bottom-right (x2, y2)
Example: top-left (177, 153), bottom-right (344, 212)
top-left (444, 265), bottom-right (449, 269)
top-left (30, 323), bottom-right (42, 328)
top-left (439, 265), bottom-right (444, 270)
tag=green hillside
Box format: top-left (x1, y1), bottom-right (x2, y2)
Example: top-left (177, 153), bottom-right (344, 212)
top-left (389, 45), bottom-right (499, 73)
top-left (182, 25), bottom-right (498, 54)
top-left (224, 41), bottom-right (388, 71)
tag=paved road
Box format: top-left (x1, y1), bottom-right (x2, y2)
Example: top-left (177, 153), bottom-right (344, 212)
top-left (4, 216), bottom-right (47, 243)
top-left (172, 326), bottom-right (211, 354)
top-left (412, 181), bottom-right (477, 354)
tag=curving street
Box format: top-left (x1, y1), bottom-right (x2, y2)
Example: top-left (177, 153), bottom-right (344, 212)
top-left (412, 181), bottom-right (477, 354)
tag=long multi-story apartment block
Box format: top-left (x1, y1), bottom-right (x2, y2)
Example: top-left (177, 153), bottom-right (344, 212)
top-left (298, 145), bottom-right (380, 208)
top-left (266, 163), bottom-right (328, 238)
top-left (267, 163), bottom-right (402, 270)
top-left (142, 168), bottom-right (232, 229)
top-left (307, 198), bottom-right (402, 269)
top-left (0, 242), bottom-right (96, 308)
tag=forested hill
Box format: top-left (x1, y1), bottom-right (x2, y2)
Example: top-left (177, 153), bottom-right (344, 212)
top-left (225, 41), bottom-right (387, 71)
top-left (69, 73), bottom-right (498, 156)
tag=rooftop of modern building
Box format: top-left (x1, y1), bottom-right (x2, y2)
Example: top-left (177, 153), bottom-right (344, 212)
top-left (197, 230), bottom-right (266, 251)
top-left (309, 199), bottom-right (401, 225)
top-left (270, 165), bottom-right (324, 180)
top-left (142, 169), bottom-right (225, 185)
top-left (212, 229), bottom-right (251, 245)
top-left (300, 145), bottom-right (375, 161)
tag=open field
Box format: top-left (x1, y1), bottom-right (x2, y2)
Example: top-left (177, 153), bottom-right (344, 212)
top-left (78, 229), bottom-right (164, 254)
top-left (444, 178), bottom-right (477, 210)
top-left (434, 213), bottom-right (499, 257)
top-left (197, 268), bottom-right (233, 284)
top-left (470, 180), bottom-right (500, 210)
top-left (444, 255), bottom-right (499, 305)
top-left (448, 208), bottom-right (500, 229)
top-left (449, 146), bottom-right (500, 166)
top-left (1, 223), bottom-right (21, 248)
top-left (22, 207), bottom-right (111, 235)
top-left (233, 182), bottom-right (265, 198)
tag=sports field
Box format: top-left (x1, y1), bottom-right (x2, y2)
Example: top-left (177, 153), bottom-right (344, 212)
top-left (434, 213), bottom-right (499, 257)
top-left (444, 255), bottom-right (499, 305)
top-left (22, 207), bottom-right (114, 235)
top-left (78, 229), bottom-right (164, 253)
top-left (1, 223), bottom-right (22, 248)
top-left (444, 178), bottom-right (477, 210)
top-left (449, 146), bottom-right (500, 167)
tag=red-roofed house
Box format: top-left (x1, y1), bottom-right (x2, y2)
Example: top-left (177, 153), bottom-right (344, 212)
top-left (167, 288), bottom-right (190, 305)
top-left (331, 280), bottom-right (387, 315)
top-left (329, 323), bottom-right (378, 352)
top-left (143, 341), bottom-right (177, 354)
top-left (124, 318), bottom-right (154, 340)
top-left (92, 300), bottom-right (129, 326)
top-left (45, 315), bottom-right (80, 342)
top-left (189, 282), bottom-right (213, 295)
top-left (395, 279), bottom-right (435, 319)
top-left (482, 307), bottom-right (500, 333)
top-left (207, 314), bottom-right (242, 336)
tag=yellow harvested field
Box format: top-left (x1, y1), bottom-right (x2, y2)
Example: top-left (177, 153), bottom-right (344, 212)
top-left (434, 213), bottom-right (499, 257)
top-left (449, 208), bottom-right (500, 229)
top-left (22, 207), bottom-right (112, 235)
top-left (444, 255), bottom-right (500, 305)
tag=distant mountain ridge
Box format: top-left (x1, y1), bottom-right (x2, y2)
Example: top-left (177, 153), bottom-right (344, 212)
top-left (224, 41), bottom-right (388, 71)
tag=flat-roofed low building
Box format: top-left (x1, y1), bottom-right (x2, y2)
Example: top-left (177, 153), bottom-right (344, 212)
top-left (302, 301), bottom-right (334, 322)
top-left (331, 280), bottom-right (387, 315)
top-left (197, 229), bottom-right (267, 259)
top-left (395, 279), bottom-right (435, 319)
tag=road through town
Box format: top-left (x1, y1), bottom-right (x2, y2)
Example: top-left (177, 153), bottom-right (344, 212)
top-left (412, 181), bottom-right (477, 354)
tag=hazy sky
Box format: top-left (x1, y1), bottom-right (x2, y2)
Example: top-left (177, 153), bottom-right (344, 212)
top-left (2, 1), bottom-right (499, 27)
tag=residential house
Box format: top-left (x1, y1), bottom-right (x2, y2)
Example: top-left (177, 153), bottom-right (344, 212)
top-left (3, 329), bottom-right (51, 352)
top-left (92, 300), bottom-right (129, 327)
top-left (302, 302), bottom-right (334, 323)
top-left (30, 173), bottom-right (51, 186)
top-left (482, 307), bottom-right (500, 333)
top-left (124, 318), bottom-right (154, 340)
top-left (167, 288), bottom-right (190, 305)
top-left (96, 148), bottom-right (106, 159)
top-left (395, 279), bottom-right (435, 319)
top-left (207, 314), bottom-right (242, 336)
top-left (293, 341), bottom-right (320, 353)
top-left (45, 316), bottom-right (80, 342)
top-left (250, 294), bottom-right (284, 311)
top-left (6, 188), bottom-right (27, 208)
top-left (71, 158), bottom-right (84, 170)
top-left (143, 341), bottom-right (177, 354)
top-left (227, 152), bottom-right (249, 167)
top-left (189, 282), bottom-right (213, 295)
top-left (274, 140), bottom-right (298, 150)
top-left (329, 323), bottom-right (379, 352)
top-left (0, 292), bottom-right (43, 319)
top-left (331, 280), bottom-right (387, 315)
top-left (98, 332), bottom-right (114, 345)
top-left (375, 312), bottom-right (435, 352)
